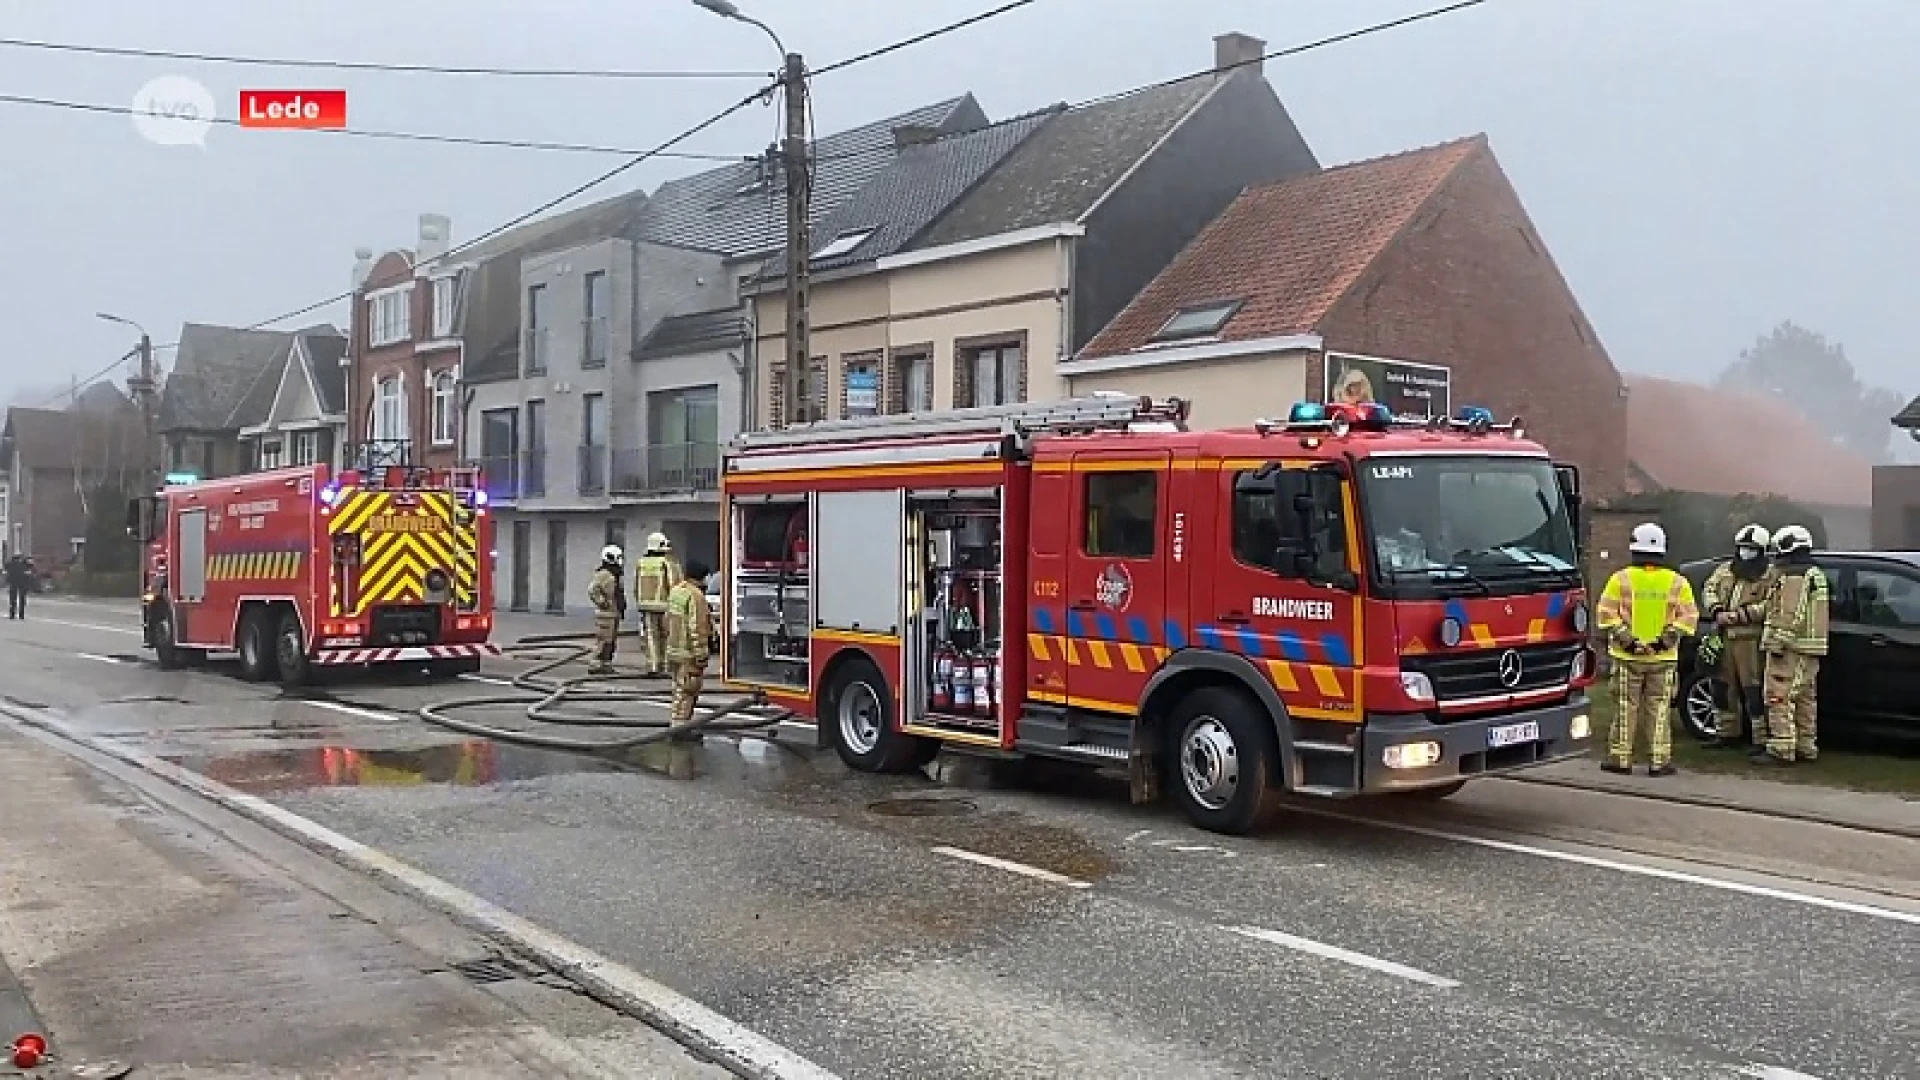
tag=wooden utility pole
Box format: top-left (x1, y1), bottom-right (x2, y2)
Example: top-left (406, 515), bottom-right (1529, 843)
top-left (781, 50), bottom-right (811, 426)
top-left (126, 334), bottom-right (157, 489)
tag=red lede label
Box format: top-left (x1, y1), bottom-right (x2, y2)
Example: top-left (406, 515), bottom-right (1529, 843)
top-left (238, 89), bottom-right (346, 129)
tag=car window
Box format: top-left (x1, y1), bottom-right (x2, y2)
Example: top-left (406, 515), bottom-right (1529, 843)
top-left (1843, 567), bottom-right (1920, 629)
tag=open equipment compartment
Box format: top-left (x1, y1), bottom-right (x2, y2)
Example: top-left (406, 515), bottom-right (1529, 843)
top-left (907, 489), bottom-right (1005, 737)
top-left (726, 493), bottom-right (809, 687)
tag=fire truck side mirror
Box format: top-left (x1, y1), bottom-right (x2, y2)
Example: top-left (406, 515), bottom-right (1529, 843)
top-left (1554, 463), bottom-right (1584, 551)
top-left (125, 496), bottom-right (160, 542)
top-left (124, 498), bottom-right (141, 538)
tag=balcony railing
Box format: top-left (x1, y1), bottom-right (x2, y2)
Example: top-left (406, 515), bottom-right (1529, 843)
top-left (582, 316), bottom-right (609, 369)
top-left (609, 441), bottom-right (721, 497)
top-left (474, 450), bottom-right (547, 501)
top-left (524, 328), bottom-right (550, 375)
top-left (578, 445), bottom-right (608, 496)
top-left (522, 449), bottom-right (547, 497)
top-left (348, 439), bottom-right (412, 469)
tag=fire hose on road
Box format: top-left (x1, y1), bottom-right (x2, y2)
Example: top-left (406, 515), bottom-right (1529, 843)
top-left (415, 630), bottom-right (796, 754)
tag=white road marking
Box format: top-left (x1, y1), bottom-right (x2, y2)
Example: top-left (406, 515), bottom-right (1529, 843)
top-left (77, 652), bottom-right (125, 664)
top-left (21, 616), bottom-right (141, 636)
top-left (1170, 844), bottom-right (1239, 857)
top-left (1738, 1066), bottom-right (1828, 1079)
top-left (1124, 829), bottom-right (1154, 843)
top-left (930, 845), bottom-right (1094, 889)
top-left (458, 672), bottom-right (517, 687)
top-left (0, 706), bottom-right (843, 1080)
top-left (1286, 804), bottom-right (1920, 927)
top-left (304, 700), bottom-right (404, 724)
top-left (1225, 925), bottom-right (1461, 989)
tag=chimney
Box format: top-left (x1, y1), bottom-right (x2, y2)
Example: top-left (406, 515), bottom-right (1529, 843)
top-left (1214, 31), bottom-right (1265, 76)
top-left (892, 123), bottom-right (939, 149)
top-left (417, 213), bottom-right (452, 262)
top-left (350, 246), bottom-right (374, 292)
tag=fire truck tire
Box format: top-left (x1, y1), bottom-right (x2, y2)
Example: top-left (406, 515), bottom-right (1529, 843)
top-left (826, 657), bottom-right (934, 773)
top-left (237, 607), bottom-right (280, 683)
top-left (151, 605), bottom-right (199, 670)
top-left (274, 611), bottom-right (313, 688)
top-left (1165, 686), bottom-right (1280, 836)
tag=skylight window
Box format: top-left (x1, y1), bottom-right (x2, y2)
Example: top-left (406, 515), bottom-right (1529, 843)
top-left (813, 228), bottom-right (876, 260)
top-left (1150, 300), bottom-right (1243, 343)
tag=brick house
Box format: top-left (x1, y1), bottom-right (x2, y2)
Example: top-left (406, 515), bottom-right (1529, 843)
top-left (1074, 135), bottom-right (1628, 501)
top-left (346, 214), bottom-right (472, 471)
top-left (1, 398), bottom-right (143, 566)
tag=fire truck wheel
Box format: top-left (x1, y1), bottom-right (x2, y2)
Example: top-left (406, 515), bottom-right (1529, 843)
top-left (237, 608), bottom-right (280, 682)
top-left (275, 611), bottom-right (312, 688)
top-left (1166, 686), bottom-right (1279, 836)
top-left (151, 605), bottom-right (189, 670)
top-left (826, 657), bottom-right (933, 773)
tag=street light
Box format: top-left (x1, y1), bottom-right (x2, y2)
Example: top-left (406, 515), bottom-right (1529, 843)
top-left (692, 0), bottom-right (787, 56)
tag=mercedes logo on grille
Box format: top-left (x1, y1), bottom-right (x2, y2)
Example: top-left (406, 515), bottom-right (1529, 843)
top-left (1497, 649), bottom-right (1524, 689)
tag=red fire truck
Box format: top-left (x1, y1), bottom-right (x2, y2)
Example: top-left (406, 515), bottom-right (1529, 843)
top-left (719, 394), bottom-right (1599, 835)
top-left (126, 462), bottom-right (500, 686)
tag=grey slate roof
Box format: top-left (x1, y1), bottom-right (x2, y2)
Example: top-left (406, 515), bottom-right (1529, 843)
top-left (635, 308), bottom-right (747, 361)
top-left (757, 105), bottom-right (1063, 281)
top-left (1, 405), bottom-right (143, 472)
top-left (72, 382), bottom-right (135, 414)
top-left (912, 78), bottom-right (1218, 250)
top-left (158, 323), bottom-right (300, 432)
top-left (1895, 394), bottom-right (1920, 429)
top-left (300, 331), bottom-right (349, 415)
top-left (634, 96), bottom-right (988, 257)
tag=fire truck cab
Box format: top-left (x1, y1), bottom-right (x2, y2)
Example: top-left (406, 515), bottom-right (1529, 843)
top-left (720, 394), bottom-right (1598, 835)
top-left (128, 462), bottom-right (499, 686)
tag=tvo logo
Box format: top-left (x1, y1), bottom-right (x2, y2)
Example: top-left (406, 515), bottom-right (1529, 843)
top-left (130, 75), bottom-right (215, 148)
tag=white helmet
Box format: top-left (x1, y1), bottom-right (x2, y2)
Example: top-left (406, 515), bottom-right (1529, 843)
top-left (1733, 523), bottom-right (1771, 551)
top-left (1770, 524), bottom-right (1814, 557)
top-left (646, 532), bottom-right (670, 553)
top-left (1628, 522), bottom-right (1667, 556)
top-left (601, 544), bottom-right (624, 566)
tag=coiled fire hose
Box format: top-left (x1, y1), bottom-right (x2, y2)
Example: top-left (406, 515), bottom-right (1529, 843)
top-left (415, 629), bottom-right (796, 753)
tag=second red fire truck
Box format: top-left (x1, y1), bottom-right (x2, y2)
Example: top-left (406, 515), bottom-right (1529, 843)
top-left (719, 394), bottom-right (1599, 835)
top-left (128, 461), bottom-right (500, 686)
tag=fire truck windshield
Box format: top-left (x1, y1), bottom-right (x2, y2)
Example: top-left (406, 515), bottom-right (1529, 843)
top-left (1359, 455), bottom-right (1578, 598)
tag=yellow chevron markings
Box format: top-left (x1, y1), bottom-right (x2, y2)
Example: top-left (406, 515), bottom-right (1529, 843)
top-left (1027, 633), bottom-right (1051, 662)
top-left (1265, 659), bottom-right (1300, 693)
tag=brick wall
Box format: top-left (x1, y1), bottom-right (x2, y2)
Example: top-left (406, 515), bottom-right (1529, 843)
top-left (1315, 148), bottom-right (1629, 499)
top-left (347, 251), bottom-right (458, 469)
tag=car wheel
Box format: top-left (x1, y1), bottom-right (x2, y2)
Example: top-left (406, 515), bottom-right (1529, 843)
top-left (827, 656), bottom-right (932, 773)
top-left (1165, 686), bottom-right (1280, 836)
top-left (1675, 670), bottom-right (1723, 742)
top-left (237, 608), bottom-right (279, 682)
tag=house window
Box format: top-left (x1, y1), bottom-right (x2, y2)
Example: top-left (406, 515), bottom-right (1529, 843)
top-left (842, 354), bottom-right (880, 419)
top-left (888, 351), bottom-right (932, 414)
top-left (813, 228), bottom-right (875, 260)
top-left (370, 375), bottom-right (407, 442)
top-left (649, 384), bottom-right (720, 488)
top-left (1150, 300), bottom-right (1242, 343)
top-left (430, 371), bottom-right (457, 446)
top-left (957, 340), bottom-right (1024, 408)
top-left (605, 518), bottom-right (627, 553)
top-left (258, 438), bottom-right (284, 470)
top-left (368, 288), bottom-right (412, 348)
top-left (1083, 471), bottom-right (1159, 559)
top-left (583, 271), bottom-right (609, 369)
top-left (292, 430), bottom-right (321, 466)
top-left (524, 284), bottom-right (548, 374)
top-left (432, 274), bottom-right (460, 338)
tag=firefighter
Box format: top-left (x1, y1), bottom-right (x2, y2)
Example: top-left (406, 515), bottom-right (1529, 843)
top-left (4, 552), bottom-right (32, 620)
top-left (1756, 524), bottom-right (1827, 765)
top-left (1594, 523), bottom-right (1699, 776)
top-left (663, 557), bottom-right (713, 743)
top-left (586, 544), bottom-right (627, 676)
top-left (633, 531), bottom-right (682, 678)
top-left (1698, 524), bottom-right (1778, 749)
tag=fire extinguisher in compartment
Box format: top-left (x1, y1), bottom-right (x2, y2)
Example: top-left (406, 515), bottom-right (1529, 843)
top-left (951, 653), bottom-right (973, 711)
top-left (932, 646), bottom-right (953, 710)
top-left (790, 524), bottom-right (809, 569)
top-left (971, 654), bottom-right (991, 715)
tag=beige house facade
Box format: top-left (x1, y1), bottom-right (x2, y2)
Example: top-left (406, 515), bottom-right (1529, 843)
top-left (1057, 335), bottom-right (1322, 431)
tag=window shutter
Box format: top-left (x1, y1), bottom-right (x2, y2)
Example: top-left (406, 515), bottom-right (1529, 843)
top-left (809, 356), bottom-right (829, 421)
top-left (766, 362), bottom-right (787, 430)
top-left (953, 347), bottom-right (975, 409)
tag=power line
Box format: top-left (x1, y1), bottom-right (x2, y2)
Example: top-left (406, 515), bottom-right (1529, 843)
top-left (812, 0), bottom-right (1044, 78)
top-left (0, 92), bottom-right (751, 161)
top-left (0, 36), bottom-right (766, 80)
top-left (808, 0), bottom-right (1492, 163)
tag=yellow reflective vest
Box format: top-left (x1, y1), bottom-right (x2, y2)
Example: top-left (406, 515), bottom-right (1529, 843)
top-left (1596, 564), bottom-right (1699, 663)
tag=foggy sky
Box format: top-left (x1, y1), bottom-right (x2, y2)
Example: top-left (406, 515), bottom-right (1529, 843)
top-left (3, 0), bottom-right (1914, 436)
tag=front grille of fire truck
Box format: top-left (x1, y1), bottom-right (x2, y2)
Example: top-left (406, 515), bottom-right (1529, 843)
top-left (1402, 641), bottom-right (1579, 711)
top-left (368, 605), bottom-right (441, 646)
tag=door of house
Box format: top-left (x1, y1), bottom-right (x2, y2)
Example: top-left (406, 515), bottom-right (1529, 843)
top-left (545, 520), bottom-right (568, 614)
top-left (510, 519), bottom-right (531, 612)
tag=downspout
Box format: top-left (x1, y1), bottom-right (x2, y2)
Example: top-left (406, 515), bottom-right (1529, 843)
top-left (741, 291), bottom-right (759, 432)
top-left (1056, 233), bottom-right (1076, 397)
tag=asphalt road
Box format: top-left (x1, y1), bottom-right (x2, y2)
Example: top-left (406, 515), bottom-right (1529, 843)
top-left (5, 598), bottom-right (1916, 1080)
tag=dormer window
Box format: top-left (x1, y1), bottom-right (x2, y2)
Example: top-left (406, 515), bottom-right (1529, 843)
top-left (1150, 300), bottom-right (1242, 343)
top-left (813, 228), bottom-right (876, 260)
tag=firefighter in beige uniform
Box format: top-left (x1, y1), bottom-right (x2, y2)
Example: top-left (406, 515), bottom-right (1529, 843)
top-left (1698, 524), bottom-right (1778, 749)
top-left (585, 544), bottom-right (626, 676)
top-left (1756, 524), bottom-right (1827, 765)
top-left (633, 532), bottom-right (682, 677)
top-left (664, 558), bottom-right (713, 743)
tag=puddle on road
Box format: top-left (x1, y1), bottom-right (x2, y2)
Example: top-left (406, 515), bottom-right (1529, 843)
top-left (170, 740), bottom-right (620, 794)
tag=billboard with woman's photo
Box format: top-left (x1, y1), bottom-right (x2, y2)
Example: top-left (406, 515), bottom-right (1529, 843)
top-left (1324, 351), bottom-right (1452, 419)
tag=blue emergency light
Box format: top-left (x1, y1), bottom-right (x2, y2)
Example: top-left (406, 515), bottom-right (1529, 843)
top-left (318, 482), bottom-right (342, 506)
top-left (1288, 402), bottom-right (1327, 423)
top-left (1455, 405), bottom-right (1496, 426)
top-left (163, 471), bottom-right (198, 486)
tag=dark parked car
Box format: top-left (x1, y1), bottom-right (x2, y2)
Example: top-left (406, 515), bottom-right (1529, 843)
top-left (1673, 550), bottom-right (1920, 743)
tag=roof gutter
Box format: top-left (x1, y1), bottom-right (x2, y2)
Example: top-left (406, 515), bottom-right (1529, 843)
top-left (1061, 333), bottom-right (1323, 376)
top-left (875, 222), bottom-right (1085, 272)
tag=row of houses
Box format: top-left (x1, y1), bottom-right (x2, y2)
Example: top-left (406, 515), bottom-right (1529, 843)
top-left (7, 29), bottom-right (1896, 605)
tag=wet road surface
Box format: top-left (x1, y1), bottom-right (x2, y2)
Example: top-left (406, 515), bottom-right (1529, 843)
top-left (5, 598), bottom-right (1917, 1079)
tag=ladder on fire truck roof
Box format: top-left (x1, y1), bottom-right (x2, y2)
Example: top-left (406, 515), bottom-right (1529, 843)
top-left (731, 392), bottom-right (1191, 450)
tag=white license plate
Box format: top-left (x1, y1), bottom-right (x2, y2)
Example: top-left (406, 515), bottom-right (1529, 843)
top-left (1488, 721), bottom-right (1540, 748)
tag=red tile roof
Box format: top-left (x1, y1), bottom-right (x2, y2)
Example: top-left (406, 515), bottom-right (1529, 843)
top-left (1081, 136), bottom-right (1485, 359)
top-left (1624, 375), bottom-right (1873, 508)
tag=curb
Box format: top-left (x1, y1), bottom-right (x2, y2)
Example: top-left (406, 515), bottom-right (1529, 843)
top-left (1500, 772), bottom-right (1920, 840)
top-left (0, 704), bottom-right (840, 1080)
